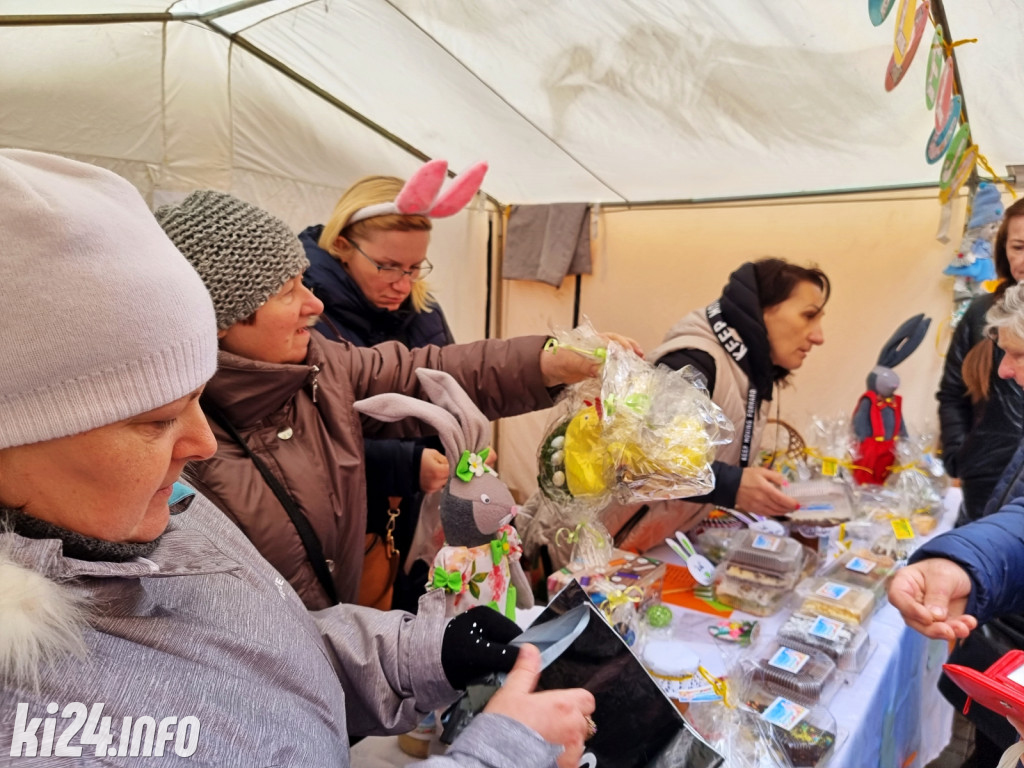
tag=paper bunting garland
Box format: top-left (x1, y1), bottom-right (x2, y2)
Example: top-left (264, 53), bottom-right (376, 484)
top-left (869, 0), bottom-right (898, 27)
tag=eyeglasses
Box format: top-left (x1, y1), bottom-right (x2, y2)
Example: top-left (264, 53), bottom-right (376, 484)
top-left (348, 239), bottom-right (433, 284)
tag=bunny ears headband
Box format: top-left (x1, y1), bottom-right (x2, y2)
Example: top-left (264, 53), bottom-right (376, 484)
top-left (347, 159), bottom-right (488, 226)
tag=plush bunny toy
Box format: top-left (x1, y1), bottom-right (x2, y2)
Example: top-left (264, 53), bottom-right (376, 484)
top-left (353, 369), bottom-right (534, 619)
top-left (851, 314), bottom-right (931, 485)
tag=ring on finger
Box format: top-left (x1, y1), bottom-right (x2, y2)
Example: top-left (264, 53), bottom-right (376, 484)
top-left (583, 715), bottom-right (597, 740)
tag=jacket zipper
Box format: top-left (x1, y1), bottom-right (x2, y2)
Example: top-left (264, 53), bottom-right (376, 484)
top-left (309, 365), bottom-right (320, 403)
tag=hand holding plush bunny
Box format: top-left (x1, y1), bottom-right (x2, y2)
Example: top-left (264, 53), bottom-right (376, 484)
top-left (354, 369), bottom-right (535, 619)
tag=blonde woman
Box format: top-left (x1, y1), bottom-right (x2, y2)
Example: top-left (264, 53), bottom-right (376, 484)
top-left (301, 173), bottom-right (459, 613)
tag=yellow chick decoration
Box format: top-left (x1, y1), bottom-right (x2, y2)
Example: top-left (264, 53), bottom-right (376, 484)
top-left (564, 403), bottom-right (612, 497)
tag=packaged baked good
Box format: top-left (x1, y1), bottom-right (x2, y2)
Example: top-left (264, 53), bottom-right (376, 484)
top-left (727, 530), bottom-right (805, 578)
top-left (713, 571), bottom-right (792, 617)
top-left (818, 548), bottom-right (895, 597)
top-left (752, 643), bottom-right (838, 706)
top-left (796, 577), bottom-right (877, 625)
top-left (870, 528), bottom-right (918, 564)
top-left (713, 532), bottom-right (807, 616)
top-left (783, 479), bottom-right (854, 528)
top-left (776, 611), bottom-right (872, 672)
top-left (744, 686), bottom-right (838, 768)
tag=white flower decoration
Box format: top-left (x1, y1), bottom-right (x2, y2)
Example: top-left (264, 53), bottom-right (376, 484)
top-left (467, 452), bottom-right (486, 477)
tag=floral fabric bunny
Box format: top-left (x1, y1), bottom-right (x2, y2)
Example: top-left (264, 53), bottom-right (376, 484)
top-left (353, 369), bottom-right (534, 619)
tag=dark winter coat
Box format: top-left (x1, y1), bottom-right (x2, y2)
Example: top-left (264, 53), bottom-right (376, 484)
top-left (937, 292), bottom-right (1024, 523)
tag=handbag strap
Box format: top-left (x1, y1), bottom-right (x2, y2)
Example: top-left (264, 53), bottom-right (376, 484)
top-left (201, 397), bottom-right (339, 605)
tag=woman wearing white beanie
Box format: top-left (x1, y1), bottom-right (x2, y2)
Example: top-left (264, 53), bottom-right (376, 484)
top-left (0, 150), bottom-right (595, 768)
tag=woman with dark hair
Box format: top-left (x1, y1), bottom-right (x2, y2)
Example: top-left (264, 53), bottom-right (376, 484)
top-left (937, 197), bottom-right (1024, 525)
top-left (596, 258), bottom-right (829, 553)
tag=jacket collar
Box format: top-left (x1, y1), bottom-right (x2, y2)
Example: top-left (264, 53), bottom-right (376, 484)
top-left (203, 335), bottom-right (327, 427)
top-left (2, 491), bottom-right (240, 582)
top-left (301, 225), bottom-right (418, 345)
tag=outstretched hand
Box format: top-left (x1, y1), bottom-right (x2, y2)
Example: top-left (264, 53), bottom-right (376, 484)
top-left (484, 644), bottom-right (596, 768)
top-left (539, 331), bottom-right (644, 387)
top-left (735, 466), bottom-right (797, 517)
top-left (887, 558), bottom-right (977, 640)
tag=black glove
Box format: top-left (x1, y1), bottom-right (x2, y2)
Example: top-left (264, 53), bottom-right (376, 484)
top-left (440, 606), bottom-right (522, 690)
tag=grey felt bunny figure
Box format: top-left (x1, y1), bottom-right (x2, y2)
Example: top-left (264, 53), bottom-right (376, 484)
top-left (852, 313), bottom-right (931, 484)
top-left (353, 369), bottom-right (534, 619)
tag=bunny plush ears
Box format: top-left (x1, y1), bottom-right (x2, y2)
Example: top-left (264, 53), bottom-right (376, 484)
top-left (876, 313), bottom-right (931, 368)
top-left (347, 159), bottom-right (488, 226)
top-left (352, 368), bottom-right (494, 479)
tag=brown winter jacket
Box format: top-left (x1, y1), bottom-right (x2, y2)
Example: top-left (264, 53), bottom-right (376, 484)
top-left (189, 332), bottom-right (555, 609)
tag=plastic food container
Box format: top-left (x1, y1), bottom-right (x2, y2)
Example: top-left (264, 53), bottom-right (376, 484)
top-left (752, 643), bottom-right (839, 706)
top-left (713, 532), bottom-right (807, 616)
top-left (796, 577), bottom-right (877, 626)
top-left (776, 611), bottom-right (873, 672)
top-left (818, 548), bottom-right (895, 597)
top-left (783, 479), bottom-right (854, 528)
top-left (727, 530), bottom-right (806, 579)
top-left (713, 571), bottom-right (792, 617)
top-left (743, 683), bottom-right (838, 767)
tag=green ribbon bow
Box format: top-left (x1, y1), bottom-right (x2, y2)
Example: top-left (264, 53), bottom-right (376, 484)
top-left (455, 447), bottom-right (490, 483)
top-left (490, 531), bottom-right (510, 565)
top-left (432, 568), bottom-right (463, 593)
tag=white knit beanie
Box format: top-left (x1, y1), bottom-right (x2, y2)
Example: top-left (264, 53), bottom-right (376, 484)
top-left (0, 150), bottom-right (219, 449)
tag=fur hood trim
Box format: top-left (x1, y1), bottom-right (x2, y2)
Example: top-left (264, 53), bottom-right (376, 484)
top-left (0, 548), bottom-right (87, 690)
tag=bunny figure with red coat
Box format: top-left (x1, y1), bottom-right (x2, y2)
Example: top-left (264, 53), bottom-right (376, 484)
top-left (852, 314), bottom-right (931, 484)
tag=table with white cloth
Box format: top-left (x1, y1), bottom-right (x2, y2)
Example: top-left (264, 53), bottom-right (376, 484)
top-left (352, 489), bottom-right (961, 767)
top-left (643, 487), bottom-right (961, 768)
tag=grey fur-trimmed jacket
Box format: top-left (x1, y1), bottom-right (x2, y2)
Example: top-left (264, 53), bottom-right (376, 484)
top-left (0, 488), bottom-right (560, 767)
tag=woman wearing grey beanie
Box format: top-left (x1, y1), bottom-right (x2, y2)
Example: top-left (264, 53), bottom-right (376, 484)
top-left (154, 188), bottom-right (639, 615)
top-left (0, 149), bottom-right (596, 768)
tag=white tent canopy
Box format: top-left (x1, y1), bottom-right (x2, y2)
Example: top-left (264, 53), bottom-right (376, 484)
top-left (2, 0), bottom-right (1018, 208)
top-left (1, 1), bottom-right (1015, 498)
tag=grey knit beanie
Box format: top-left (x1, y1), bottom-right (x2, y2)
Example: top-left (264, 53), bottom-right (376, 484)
top-left (0, 150), bottom-right (218, 449)
top-left (155, 190), bottom-right (309, 330)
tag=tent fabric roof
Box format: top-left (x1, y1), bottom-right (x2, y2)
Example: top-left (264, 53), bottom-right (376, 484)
top-left (1, 0), bottom-right (1016, 205)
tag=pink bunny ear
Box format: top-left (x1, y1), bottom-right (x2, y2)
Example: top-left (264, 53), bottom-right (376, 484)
top-left (395, 159), bottom-right (449, 215)
top-left (428, 162), bottom-right (488, 218)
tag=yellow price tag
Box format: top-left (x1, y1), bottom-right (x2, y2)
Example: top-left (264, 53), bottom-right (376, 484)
top-left (822, 458), bottom-right (838, 477)
top-left (891, 518), bottom-right (916, 540)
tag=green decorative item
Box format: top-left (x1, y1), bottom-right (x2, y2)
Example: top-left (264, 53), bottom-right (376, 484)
top-left (455, 447), bottom-right (490, 482)
top-left (432, 568), bottom-right (463, 592)
top-left (490, 531), bottom-right (510, 565)
top-left (646, 604), bottom-right (673, 628)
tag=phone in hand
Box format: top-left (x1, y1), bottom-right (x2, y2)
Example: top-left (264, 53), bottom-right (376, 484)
top-left (944, 648), bottom-right (1024, 721)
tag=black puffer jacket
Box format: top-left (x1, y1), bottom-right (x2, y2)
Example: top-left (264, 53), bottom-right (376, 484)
top-left (936, 292), bottom-right (1024, 523)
